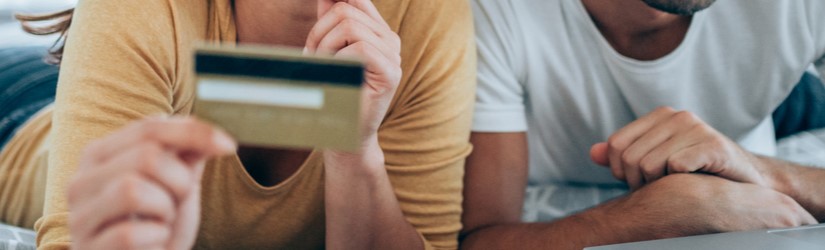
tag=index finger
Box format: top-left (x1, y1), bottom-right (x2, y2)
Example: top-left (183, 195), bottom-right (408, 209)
top-left (85, 116), bottom-right (236, 165)
top-left (609, 107), bottom-right (678, 149)
top-left (606, 107), bottom-right (677, 182)
top-left (345, 0), bottom-right (388, 28)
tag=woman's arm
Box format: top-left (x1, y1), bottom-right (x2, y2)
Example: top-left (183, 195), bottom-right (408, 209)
top-left (307, 0), bottom-right (477, 249)
top-left (36, 0), bottom-right (186, 248)
top-left (308, 1), bottom-right (418, 248)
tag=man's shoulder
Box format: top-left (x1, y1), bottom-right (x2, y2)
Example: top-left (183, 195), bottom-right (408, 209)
top-left (708, 0), bottom-right (818, 23)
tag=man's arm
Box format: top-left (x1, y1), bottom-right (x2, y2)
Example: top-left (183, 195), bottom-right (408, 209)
top-left (758, 157), bottom-right (825, 221)
top-left (461, 132), bottom-right (527, 239)
top-left (460, 132), bottom-right (621, 249)
top-left (461, 132), bottom-right (816, 250)
top-left (589, 107), bottom-right (825, 222)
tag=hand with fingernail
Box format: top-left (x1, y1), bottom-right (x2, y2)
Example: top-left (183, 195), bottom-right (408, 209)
top-left (68, 117), bottom-right (236, 250)
top-left (590, 106), bottom-right (768, 191)
top-left (309, 0), bottom-right (402, 147)
top-left (306, 1), bottom-right (424, 249)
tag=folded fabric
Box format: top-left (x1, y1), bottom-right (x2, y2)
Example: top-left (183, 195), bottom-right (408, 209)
top-left (0, 222), bottom-right (35, 250)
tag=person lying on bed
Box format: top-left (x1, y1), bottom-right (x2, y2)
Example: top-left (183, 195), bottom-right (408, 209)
top-left (462, 0), bottom-right (825, 249)
top-left (0, 0), bottom-right (475, 249)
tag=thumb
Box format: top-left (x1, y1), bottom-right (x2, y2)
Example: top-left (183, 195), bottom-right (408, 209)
top-left (590, 142), bottom-right (609, 166)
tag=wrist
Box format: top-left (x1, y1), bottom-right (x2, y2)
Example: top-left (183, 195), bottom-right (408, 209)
top-left (323, 134), bottom-right (385, 177)
top-left (754, 156), bottom-right (796, 196)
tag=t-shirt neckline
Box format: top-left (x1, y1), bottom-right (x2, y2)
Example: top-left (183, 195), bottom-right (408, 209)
top-left (570, 0), bottom-right (707, 73)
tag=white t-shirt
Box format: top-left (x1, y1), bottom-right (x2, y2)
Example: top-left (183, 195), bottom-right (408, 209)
top-left (472, 0), bottom-right (825, 199)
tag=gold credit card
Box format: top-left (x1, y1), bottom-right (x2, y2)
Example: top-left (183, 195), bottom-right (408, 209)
top-left (193, 45), bottom-right (363, 151)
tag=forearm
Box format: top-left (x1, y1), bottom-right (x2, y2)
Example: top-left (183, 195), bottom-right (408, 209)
top-left (462, 197), bottom-right (662, 250)
top-left (461, 216), bottom-right (609, 250)
top-left (324, 137), bottom-right (424, 250)
top-left (759, 156), bottom-right (825, 220)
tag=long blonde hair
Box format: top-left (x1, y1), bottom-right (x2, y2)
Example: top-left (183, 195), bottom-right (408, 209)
top-left (14, 8), bottom-right (74, 65)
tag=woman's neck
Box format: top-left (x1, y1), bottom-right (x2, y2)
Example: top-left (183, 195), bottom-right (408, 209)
top-left (234, 0), bottom-right (318, 47)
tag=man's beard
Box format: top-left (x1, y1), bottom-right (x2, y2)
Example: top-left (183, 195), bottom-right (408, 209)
top-left (641, 0), bottom-right (716, 15)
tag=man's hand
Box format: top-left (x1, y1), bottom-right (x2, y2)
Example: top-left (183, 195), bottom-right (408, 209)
top-left (590, 107), bottom-right (768, 190)
top-left (599, 174), bottom-right (817, 239)
top-left (68, 117), bottom-right (236, 250)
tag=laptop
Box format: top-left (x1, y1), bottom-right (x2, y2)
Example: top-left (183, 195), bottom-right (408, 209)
top-left (586, 223), bottom-right (825, 250)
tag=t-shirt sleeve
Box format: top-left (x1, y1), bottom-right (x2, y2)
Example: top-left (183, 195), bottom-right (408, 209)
top-left (34, 0), bottom-right (179, 249)
top-left (805, 0), bottom-right (825, 77)
top-left (375, 0), bottom-right (476, 249)
top-left (471, 0), bottom-right (528, 132)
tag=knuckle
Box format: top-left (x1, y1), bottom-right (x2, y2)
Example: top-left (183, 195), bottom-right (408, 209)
top-left (639, 162), bottom-right (659, 177)
top-left (655, 106), bottom-right (676, 114)
top-left (306, 29), bottom-right (320, 43)
top-left (638, 156), bottom-right (658, 173)
top-left (673, 111), bottom-right (698, 124)
top-left (340, 21), bottom-right (360, 40)
top-left (332, 2), bottom-right (353, 17)
top-left (179, 116), bottom-right (199, 126)
top-left (607, 136), bottom-right (629, 152)
top-left (351, 42), bottom-right (370, 54)
top-left (184, 118), bottom-right (210, 137)
top-left (118, 176), bottom-right (143, 209)
top-left (705, 136), bottom-right (730, 152)
top-left (195, 126), bottom-right (215, 146)
top-left (183, 117), bottom-right (211, 138)
top-left (134, 144), bottom-right (160, 172)
top-left (620, 151), bottom-right (637, 169)
top-left (693, 121), bottom-right (717, 136)
top-left (340, 19), bottom-right (358, 30)
top-left (666, 158), bottom-right (685, 172)
top-left (138, 119), bottom-right (164, 141)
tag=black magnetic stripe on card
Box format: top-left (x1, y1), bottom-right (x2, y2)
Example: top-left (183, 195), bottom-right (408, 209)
top-left (196, 53), bottom-right (364, 87)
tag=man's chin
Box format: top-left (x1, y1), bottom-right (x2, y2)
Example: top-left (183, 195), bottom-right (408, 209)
top-left (641, 0), bottom-right (716, 16)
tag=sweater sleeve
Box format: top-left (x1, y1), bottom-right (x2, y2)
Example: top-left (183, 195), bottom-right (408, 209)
top-left (375, 0), bottom-right (476, 249)
top-left (35, 0), bottom-right (180, 249)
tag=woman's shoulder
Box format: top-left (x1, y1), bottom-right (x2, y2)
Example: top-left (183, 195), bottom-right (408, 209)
top-left (372, 0), bottom-right (476, 99)
top-left (73, 0), bottom-right (214, 41)
top-left (374, 0), bottom-right (472, 31)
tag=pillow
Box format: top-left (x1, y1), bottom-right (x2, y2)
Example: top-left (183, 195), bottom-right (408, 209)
top-left (0, 46), bottom-right (58, 148)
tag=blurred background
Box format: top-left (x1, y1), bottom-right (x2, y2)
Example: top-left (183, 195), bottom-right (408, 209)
top-left (0, 0), bottom-right (76, 47)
